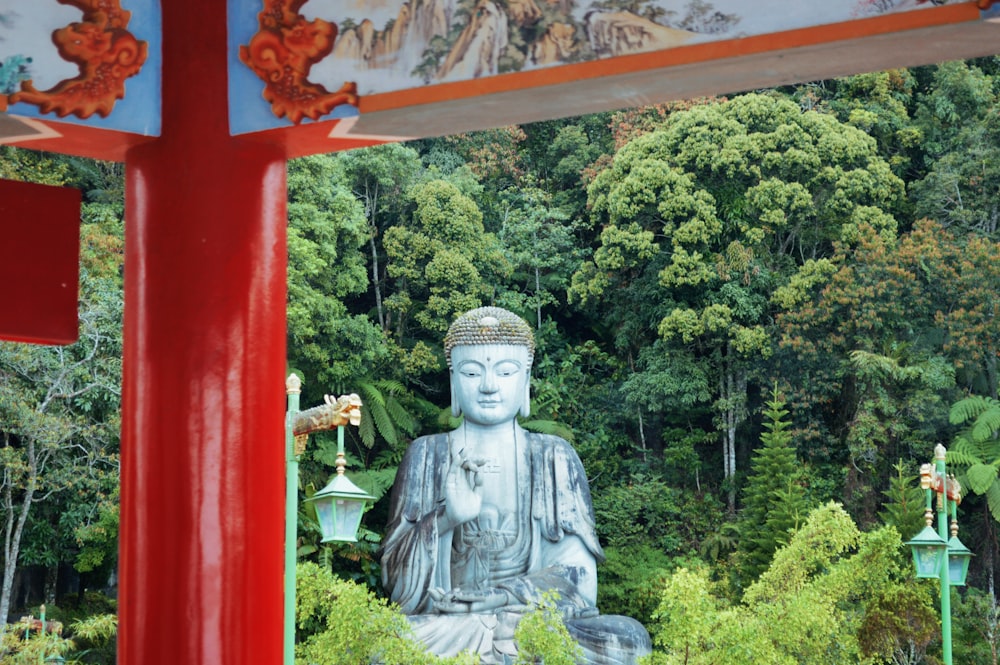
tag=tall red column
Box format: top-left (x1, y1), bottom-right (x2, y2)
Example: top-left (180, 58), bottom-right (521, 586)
top-left (119, 1), bottom-right (286, 663)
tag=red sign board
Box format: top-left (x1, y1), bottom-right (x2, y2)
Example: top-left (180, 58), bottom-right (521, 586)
top-left (0, 179), bottom-right (81, 345)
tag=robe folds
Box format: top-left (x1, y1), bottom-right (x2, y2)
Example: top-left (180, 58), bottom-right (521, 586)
top-left (380, 432), bottom-right (651, 665)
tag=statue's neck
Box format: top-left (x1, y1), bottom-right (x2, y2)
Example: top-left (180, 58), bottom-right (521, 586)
top-left (453, 420), bottom-right (525, 455)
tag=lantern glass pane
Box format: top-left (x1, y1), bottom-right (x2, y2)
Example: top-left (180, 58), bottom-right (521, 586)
top-left (949, 552), bottom-right (971, 586)
top-left (315, 499), bottom-right (335, 539)
top-left (912, 545), bottom-right (945, 578)
top-left (330, 498), bottom-right (364, 542)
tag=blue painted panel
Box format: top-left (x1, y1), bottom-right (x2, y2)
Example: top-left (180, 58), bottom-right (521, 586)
top-left (0, 0), bottom-right (161, 137)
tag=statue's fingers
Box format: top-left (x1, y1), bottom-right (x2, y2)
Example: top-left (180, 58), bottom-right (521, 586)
top-left (434, 600), bottom-right (471, 614)
top-left (460, 465), bottom-right (481, 490)
top-left (452, 587), bottom-right (506, 604)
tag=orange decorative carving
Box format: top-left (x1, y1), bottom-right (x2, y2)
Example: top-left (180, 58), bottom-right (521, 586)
top-left (7, 0), bottom-right (148, 119)
top-left (239, 0), bottom-right (359, 124)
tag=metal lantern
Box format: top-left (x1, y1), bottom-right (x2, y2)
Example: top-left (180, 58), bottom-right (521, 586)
top-left (906, 525), bottom-right (948, 578)
top-left (307, 470), bottom-right (375, 543)
top-left (947, 535), bottom-right (973, 586)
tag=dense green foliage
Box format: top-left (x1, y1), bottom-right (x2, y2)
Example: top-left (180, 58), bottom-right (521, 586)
top-left (647, 503), bottom-right (937, 665)
top-left (295, 562), bottom-right (474, 665)
top-left (3, 57), bottom-right (1000, 662)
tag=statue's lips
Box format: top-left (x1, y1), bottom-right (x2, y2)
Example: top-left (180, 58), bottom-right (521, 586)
top-left (477, 401), bottom-right (501, 407)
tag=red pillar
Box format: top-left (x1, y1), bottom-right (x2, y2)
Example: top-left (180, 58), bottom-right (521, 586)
top-left (119, 1), bottom-right (286, 663)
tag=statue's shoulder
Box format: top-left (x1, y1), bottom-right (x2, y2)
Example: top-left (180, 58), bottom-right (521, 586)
top-left (397, 433), bottom-right (449, 474)
top-left (524, 431), bottom-right (573, 450)
top-left (525, 431), bottom-right (586, 473)
top-left (389, 433), bottom-right (450, 521)
top-left (525, 431), bottom-right (578, 457)
top-left (407, 432), bottom-right (449, 451)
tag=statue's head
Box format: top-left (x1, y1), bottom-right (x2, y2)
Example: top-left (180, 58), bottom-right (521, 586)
top-left (444, 307), bottom-right (534, 422)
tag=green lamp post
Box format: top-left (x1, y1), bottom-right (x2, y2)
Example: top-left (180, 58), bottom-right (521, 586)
top-left (905, 444), bottom-right (973, 665)
top-left (284, 376), bottom-right (374, 665)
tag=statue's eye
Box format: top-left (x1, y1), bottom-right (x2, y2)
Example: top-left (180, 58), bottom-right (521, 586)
top-left (495, 362), bottom-right (520, 377)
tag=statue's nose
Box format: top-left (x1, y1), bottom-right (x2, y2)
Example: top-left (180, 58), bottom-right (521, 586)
top-left (480, 373), bottom-right (499, 393)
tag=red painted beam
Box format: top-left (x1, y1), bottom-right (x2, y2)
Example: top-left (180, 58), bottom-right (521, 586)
top-left (0, 179), bottom-right (80, 345)
top-left (118, 1), bottom-right (286, 663)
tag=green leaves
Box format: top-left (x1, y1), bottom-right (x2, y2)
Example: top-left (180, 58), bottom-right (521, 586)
top-left (384, 178), bottom-right (511, 341)
top-left (295, 561), bottom-right (475, 665)
top-left (354, 378), bottom-right (421, 452)
top-left (649, 504), bottom-right (916, 665)
top-left (578, 93), bottom-right (906, 512)
top-left (737, 385), bottom-right (813, 582)
top-left (512, 591), bottom-right (583, 665)
top-left (966, 463), bottom-right (999, 495)
top-left (949, 394), bottom-right (1000, 520)
top-left (286, 155), bottom-right (390, 390)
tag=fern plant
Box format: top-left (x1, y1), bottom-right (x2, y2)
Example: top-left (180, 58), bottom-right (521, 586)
top-left (355, 378), bottom-right (423, 455)
top-left (948, 394), bottom-right (1000, 521)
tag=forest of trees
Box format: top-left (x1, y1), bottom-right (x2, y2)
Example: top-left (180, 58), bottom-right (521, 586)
top-left (2, 57), bottom-right (1000, 663)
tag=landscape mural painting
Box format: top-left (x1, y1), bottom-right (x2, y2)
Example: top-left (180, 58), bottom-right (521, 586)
top-left (240, 0), bottom-right (955, 100)
top-left (229, 0), bottom-right (962, 136)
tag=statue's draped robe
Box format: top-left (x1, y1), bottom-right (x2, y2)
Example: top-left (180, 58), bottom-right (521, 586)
top-left (381, 432), bottom-right (651, 665)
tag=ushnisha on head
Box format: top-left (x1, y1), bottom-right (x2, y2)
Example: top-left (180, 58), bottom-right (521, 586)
top-left (444, 306), bottom-right (535, 369)
top-left (444, 307), bottom-right (534, 420)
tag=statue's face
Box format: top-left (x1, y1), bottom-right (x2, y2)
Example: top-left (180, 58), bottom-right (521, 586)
top-left (451, 344), bottom-right (530, 426)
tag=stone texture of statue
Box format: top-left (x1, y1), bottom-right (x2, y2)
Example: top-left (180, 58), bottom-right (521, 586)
top-left (380, 307), bottom-right (652, 664)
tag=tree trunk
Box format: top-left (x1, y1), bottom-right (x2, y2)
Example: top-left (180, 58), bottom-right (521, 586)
top-left (719, 372), bottom-right (736, 513)
top-left (364, 183), bottom-right (386, 331)
top-left (1, 444), bottom-right (36, 642)
top-left (720, 359), bottom-right (747, 514)
top-left (987, 349), bottom-right (998, 401)
top-left (369, 234), bottom-right (385, 331)
top-left (637, 408), bottom-right (647, 462)
top-left (726, 403), bottom-right (737, 513)
top-left (44, 565), bottom-right (57, 606)
top-left (534, 264), bottom-right (542, 330)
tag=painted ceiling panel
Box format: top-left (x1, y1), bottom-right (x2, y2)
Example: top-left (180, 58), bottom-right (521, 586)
top-left (227, 0), bottom-right (998, 148)
top-left (0, 1), bottom-right (996, 158)
top-left (0, 1), bottom-right (161, 141)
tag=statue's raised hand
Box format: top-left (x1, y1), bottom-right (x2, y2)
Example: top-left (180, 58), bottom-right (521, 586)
top-left (442, 450), bottom-right (485, 529)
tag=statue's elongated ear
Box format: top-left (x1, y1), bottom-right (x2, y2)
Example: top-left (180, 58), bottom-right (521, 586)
top-left (451, 377), bottom-right (462, 417)
top-left (519, 372), bottom-right (531, 419)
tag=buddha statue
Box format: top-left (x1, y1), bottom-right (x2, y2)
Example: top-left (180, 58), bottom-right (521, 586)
top-left (381, 307), bottom-right (652, 664)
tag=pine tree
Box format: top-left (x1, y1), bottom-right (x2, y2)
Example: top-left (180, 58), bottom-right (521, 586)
top-left (878, 460), bottom-right (926, 542)
top-left (736, 384), bottom-right (811, 583)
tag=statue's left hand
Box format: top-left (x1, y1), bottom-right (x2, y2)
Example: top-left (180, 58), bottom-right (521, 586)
top-left (429, 587), bottom-right (518, 614)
